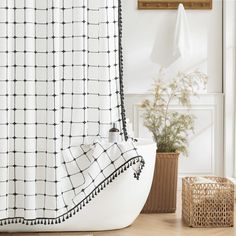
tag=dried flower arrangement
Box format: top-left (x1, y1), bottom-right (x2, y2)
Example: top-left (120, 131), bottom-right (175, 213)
top-left (141, 70), bottom-right (208, 156)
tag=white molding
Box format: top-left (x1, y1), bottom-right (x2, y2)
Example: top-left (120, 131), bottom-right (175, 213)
top-left (125, 93), bottom-right (224, 178)
top-left (125, 92), bottom-right (223, 97)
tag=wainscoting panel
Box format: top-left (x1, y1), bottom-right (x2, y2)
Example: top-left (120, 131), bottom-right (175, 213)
top-left (125, 93), bottom-right (224, 183)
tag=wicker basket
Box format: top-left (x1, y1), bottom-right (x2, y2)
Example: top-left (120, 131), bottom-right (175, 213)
top-left (142, 152), bottom-right (179, 213)
top-left (182, 176), bottom-right (234, 228)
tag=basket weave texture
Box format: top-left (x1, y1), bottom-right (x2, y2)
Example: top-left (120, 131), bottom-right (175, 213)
top-left (182, 176), bottom-right (234, 228)
top-left (142, 152), bottom-right (179, 213)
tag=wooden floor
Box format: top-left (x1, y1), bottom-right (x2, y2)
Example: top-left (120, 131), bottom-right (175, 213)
top-left (1, 195), bottom-right (235, 236)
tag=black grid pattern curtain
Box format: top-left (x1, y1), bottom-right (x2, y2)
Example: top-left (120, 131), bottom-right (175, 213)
top-left (0, 0), bottom-right (144, 226)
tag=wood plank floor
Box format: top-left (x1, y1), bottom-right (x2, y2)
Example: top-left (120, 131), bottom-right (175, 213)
top-left (1, 194), bottom-right (235, 236)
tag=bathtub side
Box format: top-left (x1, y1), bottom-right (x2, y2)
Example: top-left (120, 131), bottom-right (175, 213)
top-left (1, 139), bottom-right (156, 232)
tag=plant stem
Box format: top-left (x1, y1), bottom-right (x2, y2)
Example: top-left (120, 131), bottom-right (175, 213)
top-left (163, 93), bottom-right (174, 145)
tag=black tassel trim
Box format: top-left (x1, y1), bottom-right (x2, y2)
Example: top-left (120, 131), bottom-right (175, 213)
top-left (118, 0), bottom-right (128, 141)
top-left (0, 155), bottom-right (144, 227)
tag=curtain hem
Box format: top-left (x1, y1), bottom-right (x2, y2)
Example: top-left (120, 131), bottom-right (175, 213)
top-left (0, 155), bottom-right (144, 226)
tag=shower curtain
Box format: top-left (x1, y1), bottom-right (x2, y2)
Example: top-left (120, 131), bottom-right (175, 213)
top-left (0, 0), bottom-right (144, 225)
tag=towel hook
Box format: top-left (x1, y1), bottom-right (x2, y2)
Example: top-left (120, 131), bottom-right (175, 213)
top-left (138, 1), bottom-right (213, 10)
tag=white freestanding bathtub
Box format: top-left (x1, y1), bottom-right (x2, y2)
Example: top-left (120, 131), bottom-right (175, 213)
top-left (1, 138), bottom-right (156, 232)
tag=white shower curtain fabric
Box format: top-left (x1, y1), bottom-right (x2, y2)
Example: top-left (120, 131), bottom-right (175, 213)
top-left (0, 0), bottom-right (144, 225)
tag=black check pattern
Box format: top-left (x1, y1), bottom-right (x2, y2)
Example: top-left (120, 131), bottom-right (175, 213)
top-left (0, 0), bottom-right (144, 226)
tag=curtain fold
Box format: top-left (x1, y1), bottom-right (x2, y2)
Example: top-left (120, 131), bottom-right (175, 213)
top-left (0, 0), bottom-right (144, 225)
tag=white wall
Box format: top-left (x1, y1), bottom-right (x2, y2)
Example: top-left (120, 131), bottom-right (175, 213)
top-left (122, 0), bottom-right (224, 177)
top-left (122, 0), bottom-right (222, 94)
top-left (125, 93), bottom-right (224, 186)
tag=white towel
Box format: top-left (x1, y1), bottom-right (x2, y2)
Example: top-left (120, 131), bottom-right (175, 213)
top-left (151, 3), bottom-right (192, 67)
top-left (194, 177), bottom-right (217, 184)
top-left (173, 3), bottom-right (192, 60)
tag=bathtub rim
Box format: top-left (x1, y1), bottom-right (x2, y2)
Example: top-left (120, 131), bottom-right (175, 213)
top-left (134, 138), bottom-right (156, 147)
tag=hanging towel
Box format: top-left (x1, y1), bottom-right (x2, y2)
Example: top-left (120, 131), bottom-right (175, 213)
top-left (151, 3), bottom-right (192, 67)
top-left (173, 3), bottom-right (192, 60)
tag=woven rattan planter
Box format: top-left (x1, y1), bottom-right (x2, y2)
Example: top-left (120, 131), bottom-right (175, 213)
top-left (142, 152), bottom-right (179, 213)
top-left (182, 176), bottom-right (234, 228)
